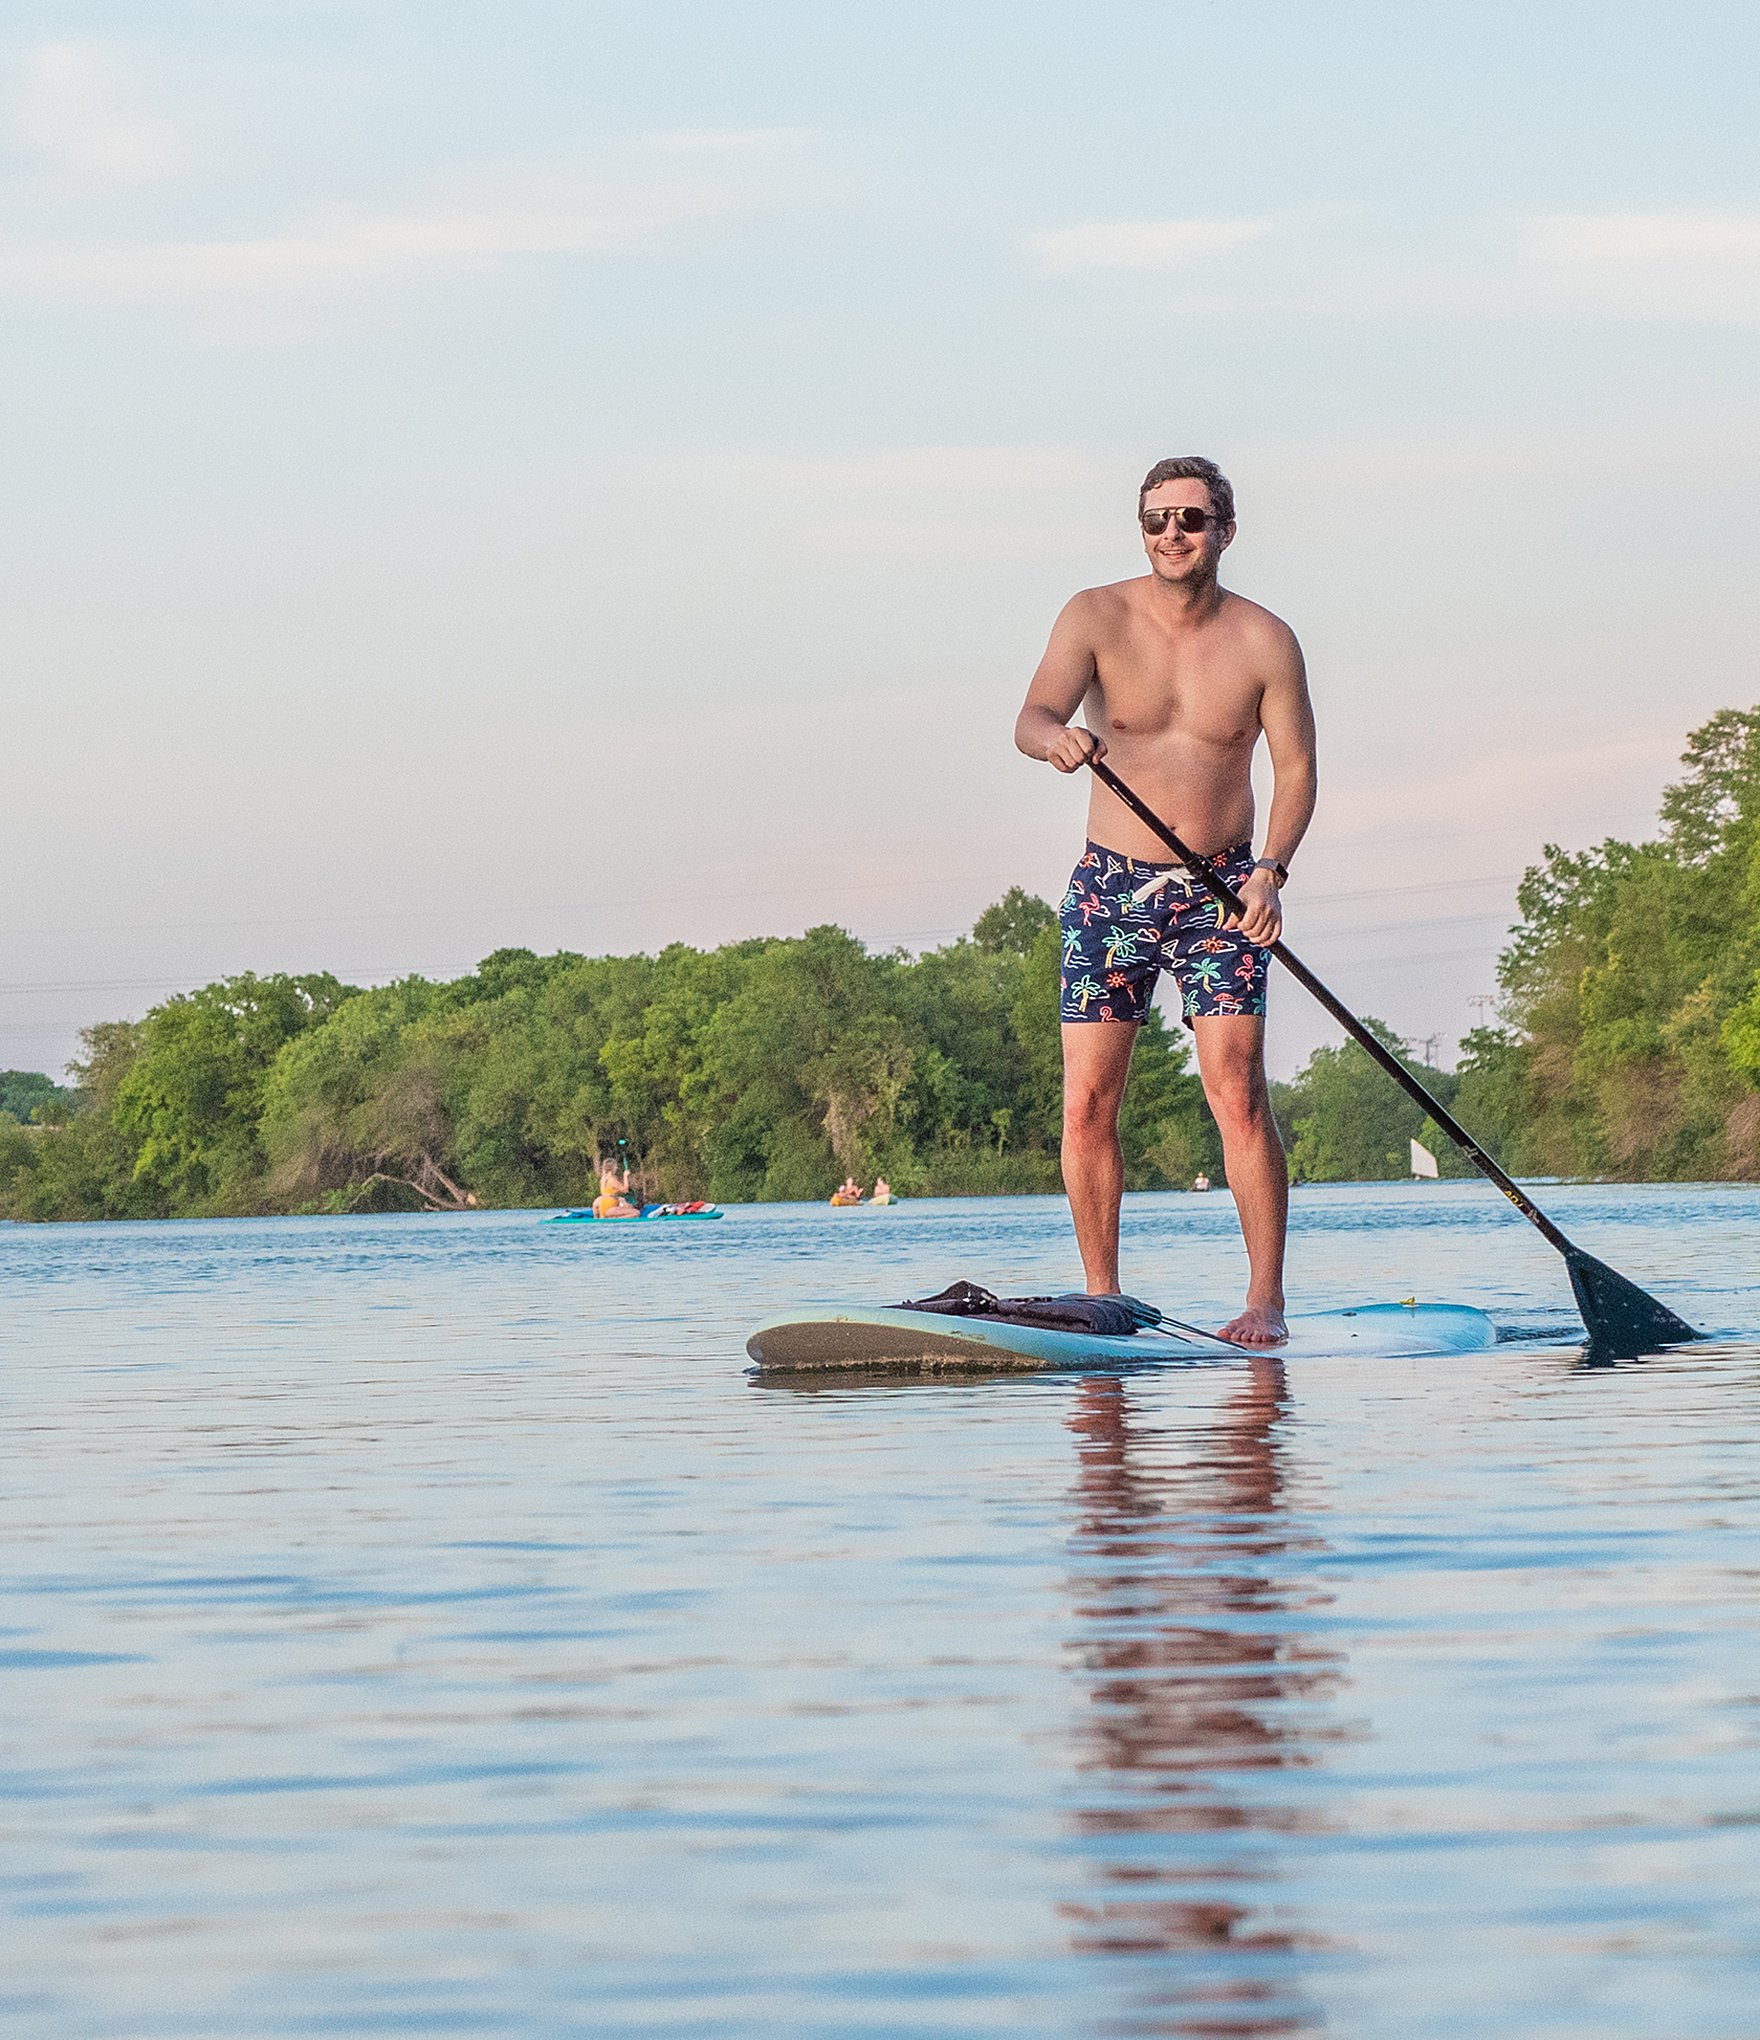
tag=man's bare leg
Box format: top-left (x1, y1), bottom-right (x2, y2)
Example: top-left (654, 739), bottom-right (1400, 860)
top-left (1060, 1020), bottom-right (1140, 1295)
top-left (1192, 1016), bottom-right (1288, 1345)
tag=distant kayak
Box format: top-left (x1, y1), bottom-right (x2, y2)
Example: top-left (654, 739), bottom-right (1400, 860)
top-left (547, 1203), bottom-right (722, 1224)
top-left (748, 1301), bottom-right (1497, 1376)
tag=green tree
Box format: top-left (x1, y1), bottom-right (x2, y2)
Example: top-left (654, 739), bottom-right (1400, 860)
top-left (1496, 705), bottom-right (1760, 1179)
top-left (1284, 1019), bottom-right (1461, 1183)
top-left (261, 977), bottom-right (472, 1210)
top-left (112, 973), bottom-right (355, 1211)
top-left (972, 886), bottom-right (1057, 955)
top-left (0, 1070), bottom-right (75, 1124)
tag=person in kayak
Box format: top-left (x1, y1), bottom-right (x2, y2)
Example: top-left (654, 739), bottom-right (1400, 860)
top-left (1014, 454), bottom-right (1317, 1346)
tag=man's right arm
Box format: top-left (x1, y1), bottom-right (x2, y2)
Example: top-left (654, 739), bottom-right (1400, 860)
top-left (1014, 594), bottom-right (1106, 773)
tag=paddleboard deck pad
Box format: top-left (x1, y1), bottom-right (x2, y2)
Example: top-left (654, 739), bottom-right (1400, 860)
top-left (746, 1301), bottom-right (1498, 1376)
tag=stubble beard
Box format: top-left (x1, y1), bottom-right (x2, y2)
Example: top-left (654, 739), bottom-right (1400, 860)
top-left (1149, 547), bottom-right (1218, 592)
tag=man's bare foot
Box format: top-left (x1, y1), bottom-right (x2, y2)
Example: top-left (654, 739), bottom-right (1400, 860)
top-left (1217, 1302), bottom-right (1288, 1347)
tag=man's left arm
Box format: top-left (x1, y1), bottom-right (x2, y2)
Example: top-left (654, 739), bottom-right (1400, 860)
top-left (1231, 628), bottom-right (1317, 947)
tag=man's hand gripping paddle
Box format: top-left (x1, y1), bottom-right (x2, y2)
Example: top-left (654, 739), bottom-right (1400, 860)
top-left (1085, 754), bottom-right (1699, 1360)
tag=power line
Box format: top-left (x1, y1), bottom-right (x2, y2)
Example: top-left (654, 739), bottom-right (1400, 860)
top-left (0, 863), bottom-right (1524, 948)
top-left (0, 876), bottom-right (1526, 1003)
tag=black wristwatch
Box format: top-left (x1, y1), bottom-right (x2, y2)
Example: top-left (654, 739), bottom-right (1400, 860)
top-left (1253, 858), bottom-right (1289, 888)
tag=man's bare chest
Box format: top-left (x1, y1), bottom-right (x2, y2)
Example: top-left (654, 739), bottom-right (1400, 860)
top-left (1088, 640), bottom-right (1263, 747)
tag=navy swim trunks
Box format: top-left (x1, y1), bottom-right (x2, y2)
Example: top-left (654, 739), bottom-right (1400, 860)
top-left (1059, 841), bottom-right (1271, 1024)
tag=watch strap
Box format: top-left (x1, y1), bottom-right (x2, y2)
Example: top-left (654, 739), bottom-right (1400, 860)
top-left (1253, 857), bottom-right (1289, 887)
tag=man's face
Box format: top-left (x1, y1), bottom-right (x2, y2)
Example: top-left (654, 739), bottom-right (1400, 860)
top-left (1139, 480), bottom-right (1234, 583)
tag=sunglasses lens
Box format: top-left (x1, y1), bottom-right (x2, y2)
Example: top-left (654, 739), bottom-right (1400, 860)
top-left (1142, 506), bottom-right (1211, 534)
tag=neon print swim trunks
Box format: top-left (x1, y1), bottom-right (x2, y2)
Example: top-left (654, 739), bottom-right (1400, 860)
top-left (1059, 840), bottom-right (1270, 1024)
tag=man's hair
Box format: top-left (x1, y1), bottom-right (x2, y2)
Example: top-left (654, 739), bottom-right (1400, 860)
top-left (1138, 455), bottom-right (1235, 525)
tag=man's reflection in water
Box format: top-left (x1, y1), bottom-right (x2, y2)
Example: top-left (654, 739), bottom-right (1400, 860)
top-left (1062, 1358), bottom-right (1344, 2037)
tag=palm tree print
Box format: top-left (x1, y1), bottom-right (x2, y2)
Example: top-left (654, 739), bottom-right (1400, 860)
top-left (1101, 926), bottom-right (1141, 968)
top-left (1068, 973), bottom-right (1105, 1013)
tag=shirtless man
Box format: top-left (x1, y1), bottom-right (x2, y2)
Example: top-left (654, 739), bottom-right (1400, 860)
top-left (1014, 455), bottom-right (1317, 1345)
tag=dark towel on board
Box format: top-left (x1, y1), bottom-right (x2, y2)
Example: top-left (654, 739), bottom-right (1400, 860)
top-left (899, 1280), bottom-right (1161, 1338)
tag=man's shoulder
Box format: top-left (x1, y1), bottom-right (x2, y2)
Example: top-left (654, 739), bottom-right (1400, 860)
top-left (1060, 576), bottom-right (1150, 627)
top-left (1217, 587), bottom-right (1299, 650)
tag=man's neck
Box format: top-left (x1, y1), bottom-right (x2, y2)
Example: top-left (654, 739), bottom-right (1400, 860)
top-left (1144, 570), bottom-right (1225, 626)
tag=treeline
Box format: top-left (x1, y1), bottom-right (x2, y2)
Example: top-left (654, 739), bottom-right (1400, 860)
top-left (1440, 704), bottom-right (1760, 1180)
top-left (0, 892), bottom-right (1219, 1221)
top-left (1268, 702), bottom-right (1760, 1182)
top-left (1271, 1020), bottom-right (1471, 1184)
top-left (7, 704), bottom-right (1758, 1220)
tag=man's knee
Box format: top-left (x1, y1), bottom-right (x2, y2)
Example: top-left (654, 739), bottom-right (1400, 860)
top-left (1063, 1079), bottom-right (1119, 1142)
top-left (1203, 1061), bottom-right (1272, 1139)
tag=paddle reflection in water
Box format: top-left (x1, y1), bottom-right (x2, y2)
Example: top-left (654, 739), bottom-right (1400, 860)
top-left (1062, 1358), bottom-right (1346, 2036)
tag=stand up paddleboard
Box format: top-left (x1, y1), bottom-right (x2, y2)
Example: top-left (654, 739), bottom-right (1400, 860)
top-left (547, 1203), bottom-right (722, 1223)
top-left (747, 1301), bottom-right (1497, 1376)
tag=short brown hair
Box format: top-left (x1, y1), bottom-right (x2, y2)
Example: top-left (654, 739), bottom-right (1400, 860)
top-left (1138, 455), bottom-right (1235, 525)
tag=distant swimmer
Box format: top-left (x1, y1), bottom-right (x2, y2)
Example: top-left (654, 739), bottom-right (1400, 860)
top-left (593, 1163), bottom-right (640, 1220)
top-left (869, 1175), bottom-right (894, 1206)
top-left (830, 1176), bottom-right (865, 1206)
top-left (1014, 454), bottom-right (1317, 1346)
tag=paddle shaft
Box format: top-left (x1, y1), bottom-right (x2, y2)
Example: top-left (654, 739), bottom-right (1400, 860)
top-left (1086, 756), bottom-right (1574, 1256)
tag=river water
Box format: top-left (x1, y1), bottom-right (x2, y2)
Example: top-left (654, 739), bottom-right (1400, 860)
top-left (4, 1183), bottom-right (1759, 2038)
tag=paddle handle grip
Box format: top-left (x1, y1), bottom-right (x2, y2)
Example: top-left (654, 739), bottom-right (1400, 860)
top-left (1085, 755), bottom-right (1572, 1254)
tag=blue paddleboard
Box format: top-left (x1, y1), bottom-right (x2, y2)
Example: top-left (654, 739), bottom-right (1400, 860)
top-left (745, 1301), bottom-right (1497, 1375)
top-left (547, 1204), bottom-right (723, 1223)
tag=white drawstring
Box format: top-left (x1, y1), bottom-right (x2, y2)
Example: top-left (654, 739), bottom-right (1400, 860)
top-left (1129, 867), bottom-right (1198, 905)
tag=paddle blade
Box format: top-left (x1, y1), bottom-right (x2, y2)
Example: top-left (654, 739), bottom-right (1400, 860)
top-left (1566, 1248), bottom-right (1699, 1358)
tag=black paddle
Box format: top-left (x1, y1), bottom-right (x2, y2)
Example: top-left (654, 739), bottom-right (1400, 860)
top-left (1085, 754), bottom-right (1699, 1359)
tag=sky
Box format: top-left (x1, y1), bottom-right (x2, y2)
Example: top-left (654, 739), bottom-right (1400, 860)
top-left (3, 1), bottom-right (1758, 1083)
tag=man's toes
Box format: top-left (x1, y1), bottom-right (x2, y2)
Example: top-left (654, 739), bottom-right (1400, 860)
top-left (1216, 1309), bottom-right (1289, 1347)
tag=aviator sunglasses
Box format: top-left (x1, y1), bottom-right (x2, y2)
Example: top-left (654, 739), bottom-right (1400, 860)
top-left (1139, 504), bottom-right (1228, 535)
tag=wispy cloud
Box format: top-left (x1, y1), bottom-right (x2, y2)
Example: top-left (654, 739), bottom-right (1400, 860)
top-left (1523, 211), bottom-right (1760, 320)
top-left (14, 39), bottom-right (183, 183)
top-left (0, 131), bottom-right (805, 307)
top-left (1029, 217), bottom-right (1274, 273)
top-left (0, 196), bottom-right (667, 303)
